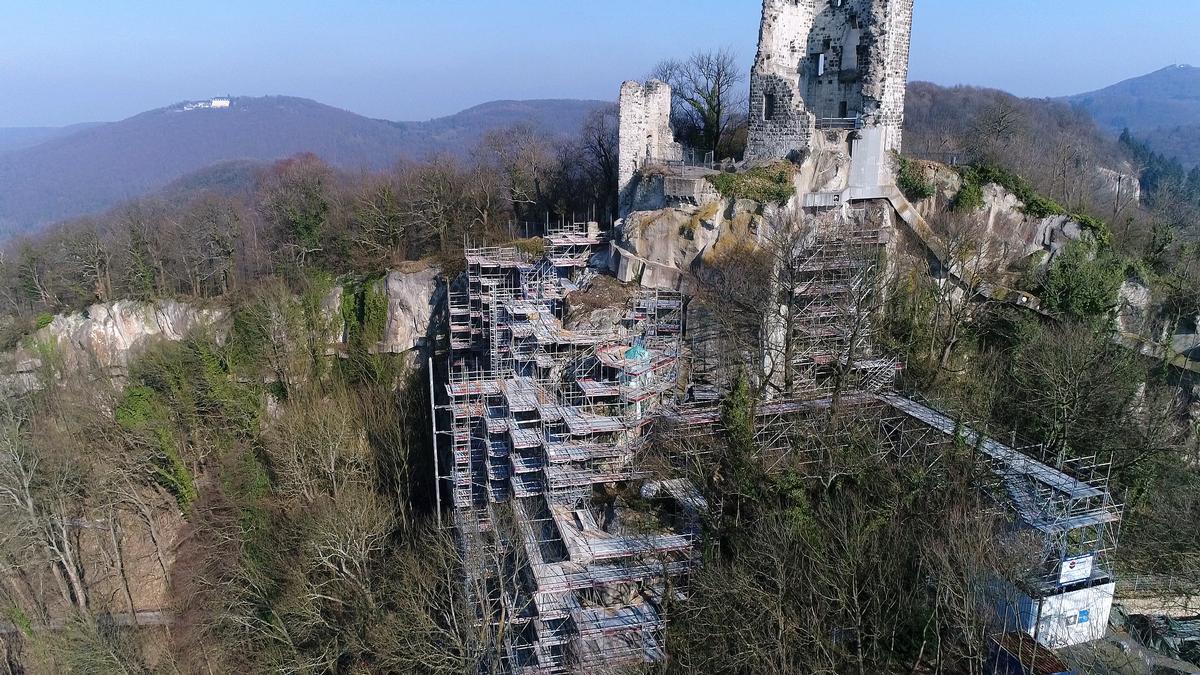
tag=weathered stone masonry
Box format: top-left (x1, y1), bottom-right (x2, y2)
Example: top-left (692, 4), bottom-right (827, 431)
top-left (746, 0), bottom-right (914, 162)
top-left (618, 80), bottom-right (682, 215)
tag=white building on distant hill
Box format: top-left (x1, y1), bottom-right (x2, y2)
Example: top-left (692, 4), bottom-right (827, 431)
top-left (179, 97), bottom-right (233, 112)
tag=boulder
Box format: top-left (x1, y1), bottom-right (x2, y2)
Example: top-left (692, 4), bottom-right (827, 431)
top-left (1118, 280), bottom-right (1154, 336)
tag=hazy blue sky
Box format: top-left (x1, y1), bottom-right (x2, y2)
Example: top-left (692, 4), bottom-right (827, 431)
top-left (1, 0), bottom-right (1196, 127)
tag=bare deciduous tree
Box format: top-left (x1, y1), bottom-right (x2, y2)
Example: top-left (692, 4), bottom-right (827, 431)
top-left (258, 153), bottom-right (334, 269)
top-left (927, 212), bottom-right (1003, 374)
top-left (579, 105), bottom-right (620, 221)
top-left (652, 48), bottom-right (746, 158)
top-left (474, 124), bottom-right (555, 223)
top-left (1008, 321), bottom-right (1141, 460)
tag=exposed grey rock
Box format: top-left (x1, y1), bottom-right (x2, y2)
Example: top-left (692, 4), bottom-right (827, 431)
top-left (1118, 280), bottom-right (1154, 336)
top-left (1172, 318), bottom-right (1200, 362)
top-left (376, 266), bottom-right (442, 354)
top-left (611, 198), bottom-right (767, 290)
top-left (1095, 166), bottom-right (1141, 205)
top-left (911, 173), bottom-right (1095, 274)
top-left (37, 300), bottom-right (222, 371)
top-left (1, 266), bottom-right (444, 394)
top-left (1, 299), bottom-right (226, 395)
top-left (323, 285), bottom-right (345, 347)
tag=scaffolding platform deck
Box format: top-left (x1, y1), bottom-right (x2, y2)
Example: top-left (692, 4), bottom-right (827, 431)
top-left (878, 394), bottom-right (1104, 500)
top-left (545, 441), bottom-right (622, 464)
top-left (445, 228), bottom-right (694, 673)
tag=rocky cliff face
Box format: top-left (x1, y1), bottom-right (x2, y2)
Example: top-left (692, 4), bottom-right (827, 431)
top-left (978, 184), bottom-right (1087, 265)
top-left (613, 156), bottom-right (1106, 300)
top-left (904, 164), bottom-right (1200, 380)
top-left (377, 266), bottom-right (442, 354)
top-left (1, 300), bottom-right (226, 394)
top-left (1, 267), bottom-right (443, 394)
top-left (611, 198), bottom-right (771, 289)
top-left (909, 162), bottom-right (1091, 274)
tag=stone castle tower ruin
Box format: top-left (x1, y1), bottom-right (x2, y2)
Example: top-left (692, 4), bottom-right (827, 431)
top-left (617, 80), bottom-right (682, 215)
top-left (746, 0), bottom-right (914, 162)
top-left (601, 3), bottom-right (1121, 661)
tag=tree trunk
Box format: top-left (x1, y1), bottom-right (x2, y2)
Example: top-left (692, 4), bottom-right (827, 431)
top-left (132, 494), bottom-right (171, 582)
top-left (108, 514), bottom-right (139, 626)
top-left (52, 516), bottom-right (88, 613)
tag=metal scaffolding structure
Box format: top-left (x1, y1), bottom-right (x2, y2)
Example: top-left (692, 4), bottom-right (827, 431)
top-left (665, 200), bottom-right (1121, 650)
top-left (784, 209), bottom-right (897, 397)
top-left (438, 199), bottom-right (1122, 664)
top-left (684, 207), bottom-right (900, 403)
top-left (435, 223), bottom-right (701, 674)
top-left (879, 395), bottom-right (1121, 598)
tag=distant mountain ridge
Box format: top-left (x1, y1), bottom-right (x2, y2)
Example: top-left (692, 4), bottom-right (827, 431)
top-left (1065, 64), bottom-right (1200, 166)
top-left (0, 123), bottom-right (103, 154)
top-left (0, 96), bottom-right (608, 237)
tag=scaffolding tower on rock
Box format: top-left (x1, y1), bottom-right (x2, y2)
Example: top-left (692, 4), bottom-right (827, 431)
top-left (435, 223), bottom-right (700, 674)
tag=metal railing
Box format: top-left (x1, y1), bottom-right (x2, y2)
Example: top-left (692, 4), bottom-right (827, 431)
top-left (815, 116), bottom-right (864, 130)
top-left (916, 150), bottom-right (967, 167)
top-left (642, 148), bottom-right (719, 171)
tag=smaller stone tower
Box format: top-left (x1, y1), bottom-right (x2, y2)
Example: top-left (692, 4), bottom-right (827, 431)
top-left (618, 80), bottom-right (682, 215)
top-left (746, 0), bottom-right (914, 163)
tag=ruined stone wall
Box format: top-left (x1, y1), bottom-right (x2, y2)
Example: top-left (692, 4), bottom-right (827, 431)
top-left (746, 2), bottom-right (817, 162)
top-left (747, 0), bottom-right (913, 162)
top-left (861, 0), bottom-right (913, 146)
top-left (618, 80), bottom-right (681, 216)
